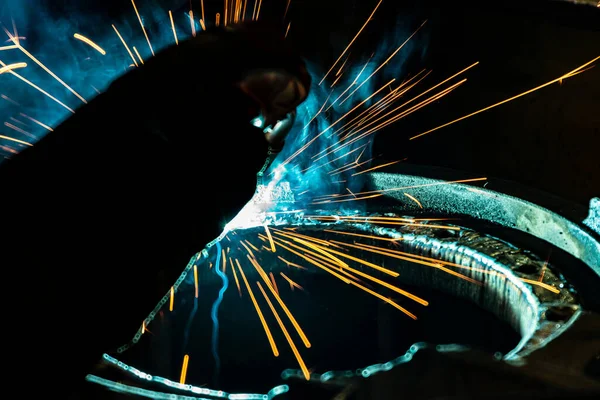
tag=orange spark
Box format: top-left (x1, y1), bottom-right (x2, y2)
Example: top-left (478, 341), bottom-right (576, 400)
top-left (131, 0), bottom-right (155, 55)
top-left (245, 240), bottom-right (260, 252)
top-left (248, 256), bottom-right (312, 348)
top-left (169, 11), bottom-right (179, 45)
top-left (269, 272), bottom-right (279, 295)
top-left (410, 55), bottom-right (600, 140)
top-left (313, 79), bottom-right (467, 163)
top-left (271, 228), bottom-right (344, 249)
top-left (404, 193), bottom-right (423, 208)
top-left (285, 22), bottom-right (291, 38)
top-left (4, 122), bottom-right (33, 138)
top-left (264, 225), bottom-right (276, 252)
top-left (0, 62), bottom-right (26, 74)
top-left (301, 239), bottom-right (400, 277)
top-left (280, 272), bottom-right (304, 291)
top-left (319, 0), bottom-right (383, 85)
top-left (233, 259), bottom-right (243, 297)
top-left (278, 234), bottom-right (348, 268)
top-left (257, 282), bottom-right (310, 380)
top-left (73, 34), bottom-right (106, 55)
top-left (278, 230), bottom-right (392, 274)
top-left (302, 88), bottom-right (333, 129)
top-left (284, 0), bottom-right (291, 20)
top-left (376, 62), bottom-right (478, 120)
top-left (310, 142), bottom-right (369, 172)
top-left (0, 134), bottom-right (32, 146)
top-left (338, 20), bottom-right (428, 105)
top-left (194, 265), bottom-right (199, 298)
top-left (112, 24), bottom-right (138, 67)
top-left (256, 0), bottom-right (264, 20)
top-left (6, 31), bottom-right (87, 103)
top-left (312, 193), bottom-right (384, 204)
top-left (179, 355), bottom-right (189, 384)
top-left (305, 214), bottom-right (446, 221)
top-left (317, 217), bottom-right (458, 231)
top-left (189, 10), bottom-right (197, 36)
top-left (330, 71), bottom-right (344, 88)
top-left (282, 78), bottom-right (394, 167)
top-left (349, 278), bottom-right (417, 319)
top-left (277, 255), bottom-right (308, 270)
top-left (329, 72), bottom-right (428, 141)
top-left (133, 46), bottom-right (144, 64)
top-left (9, 117), bottom-right (27, 127)
top-left (240, 241), bottom-right (255, 259)
top-left (336, 56), bottom-right (350, 77)
top-left (317, 177), bottom-right (487, 201)
top-left (1, 94), bottom-right (19, 105)
top-left (303, 252), bottom-right (363, 283)
top-left (0, 60), bottom-right (74, 113)
top-left (19, 113), bottom-right (54, 132)
top-left (274, 240), bottom-right (352, 283)
top-left (352, 159), bottom-right (406, 176)
top-left (323, 229), bottom-right (401, 242)
top-left (337, 240), bottom-right (482, 285)
top-left (326, 56), bottom-right (373, 111)
top-left (520, 279), bottom-right (560, 294)
top-left (329, 157), bottom-right (373, 176)
top-left (539, 252), bottom-right (551, 282)
top-left (237, 263), bottom-right (279, 356)
top-left (334, 62), bottom-right (478, 145)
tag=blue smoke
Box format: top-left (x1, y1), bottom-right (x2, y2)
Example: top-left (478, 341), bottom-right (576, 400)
top-left (183, 296), bottom-right (199, 351)
top-left (266, 20), bottom-right (425, 210)
top-left (0, 0), bottom-right (197, 159)
top-left (210, 240), bottom-right (228, 384)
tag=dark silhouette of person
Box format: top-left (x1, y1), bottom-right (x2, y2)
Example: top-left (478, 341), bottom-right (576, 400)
top-left (0, 22), bottom-right (310, 394)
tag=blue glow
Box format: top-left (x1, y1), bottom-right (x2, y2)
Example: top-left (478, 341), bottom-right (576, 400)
top-left (210, 241), bottom-right (228, 383)
top-left (183, 296), bottom-right (199, 351)
top-left (94, 354), bottom-right (289, 399)
top-left (0, 0), bottom-right (204, 160)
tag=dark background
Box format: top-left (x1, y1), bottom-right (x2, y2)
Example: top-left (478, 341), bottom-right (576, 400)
top-left (9, 0), bottom-right (600, 206)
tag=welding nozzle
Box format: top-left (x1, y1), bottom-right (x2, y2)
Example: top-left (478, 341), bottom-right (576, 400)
top-left (264, 110), bottom-right (296, 149)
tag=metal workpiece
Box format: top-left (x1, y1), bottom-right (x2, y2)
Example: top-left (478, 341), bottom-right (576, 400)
top-left (366, 172), bottom-right (600, 276)
top-left (90, 171), bottom-right (600, 399)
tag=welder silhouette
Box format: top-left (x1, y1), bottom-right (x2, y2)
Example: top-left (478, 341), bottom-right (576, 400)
top-left (0, 22), bottom-right (310, 393)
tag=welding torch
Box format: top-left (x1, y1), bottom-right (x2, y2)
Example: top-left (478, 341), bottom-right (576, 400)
top-left (255, 110), bottom-right (296, 185)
